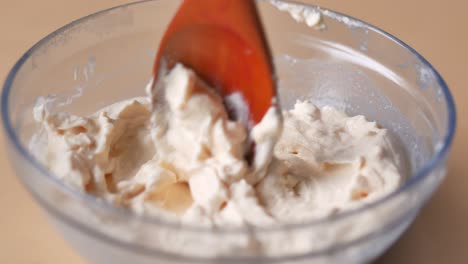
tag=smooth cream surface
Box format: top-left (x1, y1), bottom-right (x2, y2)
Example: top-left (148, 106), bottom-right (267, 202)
top-left (32, 64), bottom-right (402, 226)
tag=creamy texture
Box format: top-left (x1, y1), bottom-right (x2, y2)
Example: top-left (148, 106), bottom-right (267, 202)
top-left (270, 0), bottom-right (323, 28)
top-left (32, 64), bottom-right (402, 226)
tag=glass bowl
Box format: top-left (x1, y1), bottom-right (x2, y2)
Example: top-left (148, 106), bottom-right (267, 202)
top-left (1, 0), bottom-right (455, 263)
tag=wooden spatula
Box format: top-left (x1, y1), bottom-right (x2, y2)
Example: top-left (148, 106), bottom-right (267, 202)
top-left (153, 0), bottom-right (276, 125)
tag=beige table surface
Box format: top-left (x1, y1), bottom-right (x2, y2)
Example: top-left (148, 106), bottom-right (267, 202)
top-left (0, 1), bottom-right (467, 263)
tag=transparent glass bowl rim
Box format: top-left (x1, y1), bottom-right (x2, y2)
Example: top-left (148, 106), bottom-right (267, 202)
top-left (1, 0), bottom-right (456, 235)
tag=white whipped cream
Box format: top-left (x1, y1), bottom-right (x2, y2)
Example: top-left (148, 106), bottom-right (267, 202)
top-left (32, 64), bottom-right (402, 226)
top-left (270, 0), bottom-right (323, 28)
